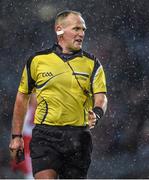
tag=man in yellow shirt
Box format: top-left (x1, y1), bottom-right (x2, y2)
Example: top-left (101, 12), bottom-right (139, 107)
top-left (9, 10), bottom-right (107, 179)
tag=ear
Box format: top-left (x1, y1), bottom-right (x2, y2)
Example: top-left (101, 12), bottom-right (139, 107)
top-left (55, 25), bottom-right (64, 36)
top-left (56, 30), bottom-right (64, 35)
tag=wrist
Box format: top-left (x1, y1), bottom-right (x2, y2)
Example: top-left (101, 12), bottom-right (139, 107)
top-left (92, 106), bottom-right (104, 124)
top-left (12, 134), bottom-right (23, 139)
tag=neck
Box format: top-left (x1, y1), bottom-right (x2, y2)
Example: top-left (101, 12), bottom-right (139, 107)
top-left (54, 43), bottom-right (83, 58)
top-left (57, 43), bottom-right (70, 54)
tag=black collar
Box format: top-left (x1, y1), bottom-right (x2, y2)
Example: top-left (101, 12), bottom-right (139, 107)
top-left (52, 43), bottom-right (83, 62)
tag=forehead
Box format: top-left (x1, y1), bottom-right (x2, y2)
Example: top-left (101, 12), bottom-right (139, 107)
top-left (63, 14), bottom-right (86, 28)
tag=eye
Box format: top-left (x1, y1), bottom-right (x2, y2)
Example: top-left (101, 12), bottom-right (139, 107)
top-left (83, 28), bottom-right (86, 32)
top-left (73, 27), bottom-right (80, 31)
top-left (73, 27), bottom-right (86, 32)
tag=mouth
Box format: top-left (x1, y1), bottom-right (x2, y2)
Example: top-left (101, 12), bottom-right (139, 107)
top-left (75, 39), bottom-right (83, 44)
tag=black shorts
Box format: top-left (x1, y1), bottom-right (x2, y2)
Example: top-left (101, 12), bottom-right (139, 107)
top-left (29, 124), bottom-right (93, 179)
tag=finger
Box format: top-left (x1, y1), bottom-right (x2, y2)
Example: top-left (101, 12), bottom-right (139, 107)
top-left (91, 117), bottom-right (96, 120)
top-left (9, 148), bottom-right (14, 152)
top-left (89, 125), bottom-right (95, 129)
top-left (88, 110), bottom-right (94, 114)
top-left (9, 146), bottom-right (18, 153)
top-left (91, 123), bottom-right (96, 127)
top-left (9, 143), bottom-right (21, 152)
top-left (88, 118), bottom-right (96, 122)
top-left (88, 113), bottom-right (96, 118)
top-left (92, 118), bottom-right (97, 123)
top-left (10, 152), bottom-right (17, 160)
top-left (89, 112), bottom-right (96, 119)
top-left (9, 144), bottom-right (14, 151)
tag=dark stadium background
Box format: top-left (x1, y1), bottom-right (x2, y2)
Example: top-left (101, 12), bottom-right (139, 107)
top-left (0, 0), bottom-right (149, 178)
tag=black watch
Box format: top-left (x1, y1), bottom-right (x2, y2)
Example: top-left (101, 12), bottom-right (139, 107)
top-left (12, 134), bottom-right (22, 139)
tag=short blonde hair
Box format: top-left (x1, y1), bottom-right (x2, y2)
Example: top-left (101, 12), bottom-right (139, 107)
top-left (55, 10), bottom-right (82, 26)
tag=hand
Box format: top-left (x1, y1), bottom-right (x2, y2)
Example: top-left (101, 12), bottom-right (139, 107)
top-left (9, 137), bottom-right (24, 160)
top-left (88, 110), bottom-right (97, 129)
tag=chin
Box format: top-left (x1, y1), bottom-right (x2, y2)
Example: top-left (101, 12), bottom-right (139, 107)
top-left (74, 46), bottom-right (82, 51)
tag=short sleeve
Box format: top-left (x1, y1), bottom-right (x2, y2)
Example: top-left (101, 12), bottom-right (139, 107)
top-left (18, 66), bottom-right (29, 94)
top-left (18, 56), bottom-right (36, 94)
top-left (91, 59), bottom-right (107, 94)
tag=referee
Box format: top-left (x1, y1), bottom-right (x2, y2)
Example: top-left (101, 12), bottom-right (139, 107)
top-left (9, 10), bottom-right (108, 179)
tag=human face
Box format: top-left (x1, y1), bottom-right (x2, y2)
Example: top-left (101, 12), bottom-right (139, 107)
top-left (58, 14), bottom-right (86, 53)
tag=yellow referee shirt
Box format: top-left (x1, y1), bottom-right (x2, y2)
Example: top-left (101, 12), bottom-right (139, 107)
top-left (19, 44), bottom-right (107, 126)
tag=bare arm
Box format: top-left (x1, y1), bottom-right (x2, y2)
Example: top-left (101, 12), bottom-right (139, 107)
top-left (12, 91), bottom-right (30, 134)
top-left (88, 93), bottom-right (108, 129)
top-left (94, 93), bottom-right (107, 113)
top-left (9, 91), bottom-right (30, 151)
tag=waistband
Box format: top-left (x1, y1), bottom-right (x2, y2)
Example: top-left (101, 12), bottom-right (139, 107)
top-left (35, 124), bottom-right (89, 130)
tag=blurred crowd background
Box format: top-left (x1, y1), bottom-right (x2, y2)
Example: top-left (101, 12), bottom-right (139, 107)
top-left (1, 0), bottom-right (149, 178)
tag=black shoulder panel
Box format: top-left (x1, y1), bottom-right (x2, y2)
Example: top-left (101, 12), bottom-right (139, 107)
top-left (26, 55), bottom-right (36, 94)
top-left (83, 51), bottom-right (102, 94)
top-left (26, 48), bottom-right (53, 94)
top-left (83, 51), bottom-right (96, 61)
top-left (34, 48), bottom-right (53, 56)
